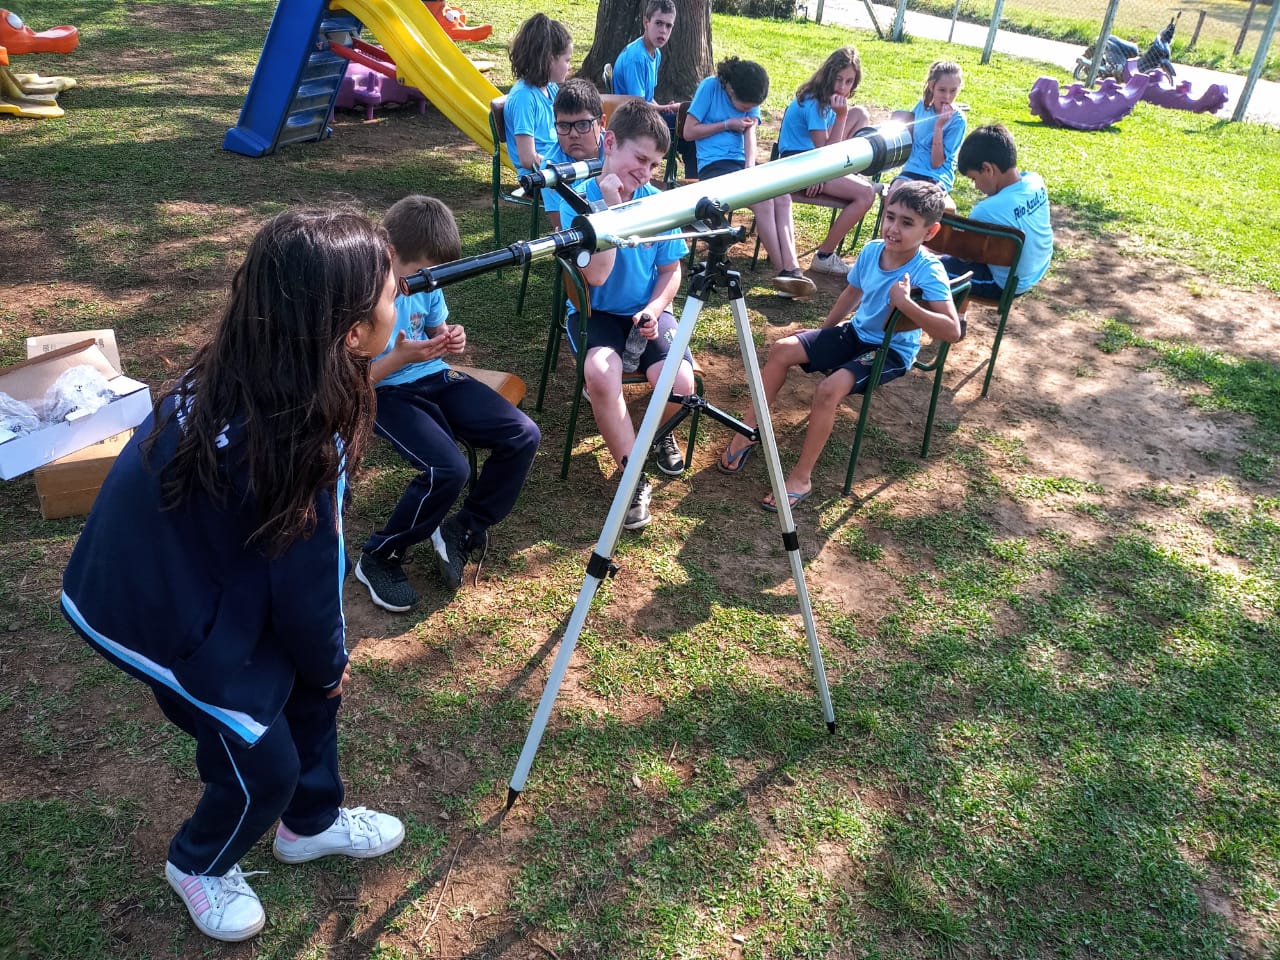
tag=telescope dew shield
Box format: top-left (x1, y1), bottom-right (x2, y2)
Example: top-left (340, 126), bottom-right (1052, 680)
top-left (519, 157), bottom-right (605, 192)
top-left (399, 229), bottom-right (590, 295)
top-left (573, 122), bottom-right (911, 252)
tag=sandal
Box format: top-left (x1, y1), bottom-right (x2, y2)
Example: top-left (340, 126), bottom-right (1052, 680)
top-left (761, 488), bottom-right (812, 513)
top-left (717, 442), bottom-right (756, 475)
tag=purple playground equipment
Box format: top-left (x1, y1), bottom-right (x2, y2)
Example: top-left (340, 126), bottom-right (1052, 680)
top-left (1029, 75), bottom-right (1149, 131)
top-left (1122, 59), bottom-right (1229, 114)
top-left (334, 55), bottom-right (427, 120)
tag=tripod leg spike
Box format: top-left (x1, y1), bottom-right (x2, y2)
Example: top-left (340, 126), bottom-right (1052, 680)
top-left (505, 786), bottom-right (521, 810)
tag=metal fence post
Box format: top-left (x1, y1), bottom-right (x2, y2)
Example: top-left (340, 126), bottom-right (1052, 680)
top-left (1085, 0), bottom-right (1122, 87)
top-left (891, 0), bottom-right (909, 41)
top-left (1232, 0), bottom-right (1280, 123)
top-left (980, 0), bottom-right (1007, 64)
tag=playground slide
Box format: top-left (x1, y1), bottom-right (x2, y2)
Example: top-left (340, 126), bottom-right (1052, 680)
top-left (332, 0), bottom-right (500, 159)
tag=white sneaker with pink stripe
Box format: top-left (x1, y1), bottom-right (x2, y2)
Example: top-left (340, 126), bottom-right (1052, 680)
top-left (164, 861), bottom-right (266, 942)
top-left (272, 806), bottom-right (404, 863)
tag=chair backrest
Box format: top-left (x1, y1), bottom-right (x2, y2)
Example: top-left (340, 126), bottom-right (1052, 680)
top-left (489, 95), bottom-right (507, 152)
top-left (601, 93), bottom-right (641, 127)
top-left (928, 214), bottom-right (1023, 271)
top-left (557, 256), bottom-right (591, 316)
top-left (675, 100), bottom-right (691, 142)
top-left (884, 272), bottom-right (973, 336)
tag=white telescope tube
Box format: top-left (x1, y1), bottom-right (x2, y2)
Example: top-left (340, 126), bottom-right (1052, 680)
top-left (573, 122), bottom-right (911, 251)
top-left (400, 122), bottom-right (911, 294)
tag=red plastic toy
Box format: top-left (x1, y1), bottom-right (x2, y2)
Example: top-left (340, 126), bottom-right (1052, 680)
top-left (423, 1), bottom-right (492, 42)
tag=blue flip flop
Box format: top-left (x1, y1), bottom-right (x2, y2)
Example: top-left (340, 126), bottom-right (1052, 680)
top-left (716, 442), bottom-right (756, 475)
top-left (760, 489), bottom-right (812, 513)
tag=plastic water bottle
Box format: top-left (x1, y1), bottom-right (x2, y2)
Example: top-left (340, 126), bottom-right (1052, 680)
top-left (621, 313), bottom-right (651, 373)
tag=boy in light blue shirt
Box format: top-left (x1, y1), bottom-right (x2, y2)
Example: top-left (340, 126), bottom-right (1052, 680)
top-left (718, 182), bottom-right (960, 509)
top-left (611, 0), bottom-right (695, 174)
top-left (573, 100), bottom-right (696, 530)
top-left (541, 79), bottom-right (605, 230)
top-left (940, 123), bottom-right (1054, 303)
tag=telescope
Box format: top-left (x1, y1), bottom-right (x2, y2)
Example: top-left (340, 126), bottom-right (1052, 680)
top-left (399, 121), bottom-right (911, 296)
top-left (518, 156), bottom-right (605, 192)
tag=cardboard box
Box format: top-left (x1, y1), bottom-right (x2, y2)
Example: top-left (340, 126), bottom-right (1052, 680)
top-left (34, 429), bottom-right (134, 519)
top-left (0, 337), bottom-right (152, 480)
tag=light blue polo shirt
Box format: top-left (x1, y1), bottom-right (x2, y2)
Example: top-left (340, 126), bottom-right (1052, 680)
top-left (584, 179), bottom-right (688, 315)
top-left (374, 288), bottom-right (449, 387)
top-left (778, 96), bottom-right (834, 155)
top-left (688, 75), bottom-right (761, 169)
top-left (846, 239), bottom-right (951, 365)
top-left (504, 79), bottom-right (559, 178)
top-left (969, 172), bottom-right (1054, 293)
top-left (899, 100), bottom-right (966, 192)
top-left (611, 36), bottom-right (660, 101)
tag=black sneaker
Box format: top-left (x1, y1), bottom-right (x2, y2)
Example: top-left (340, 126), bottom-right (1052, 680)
top-left (355, 553), bottom-right (418, 612)
top-left (650, 434), bottom-right (685, 476)
top-left (623, 475), bottom-right (653, 530)
top-left (432, 515), bottom-right (489, 590)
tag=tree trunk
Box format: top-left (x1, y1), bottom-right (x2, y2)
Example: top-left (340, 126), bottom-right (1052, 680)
top-left (578, 0), bottom-right (713, 103)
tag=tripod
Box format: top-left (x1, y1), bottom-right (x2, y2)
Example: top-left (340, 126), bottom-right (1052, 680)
top-left (506, 201), bottom-right (835, 808)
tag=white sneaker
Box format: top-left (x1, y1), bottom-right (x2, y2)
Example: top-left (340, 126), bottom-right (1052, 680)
top-left (808, 252), bottom-right (852, 276)
top-left (165, 861), bottom-right (266, 942)
top-left (272, 806), bottom-right (405, 864)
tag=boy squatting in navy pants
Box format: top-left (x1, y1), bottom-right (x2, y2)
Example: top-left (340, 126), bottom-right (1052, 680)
top-left (354, 196), bottom-right (541, 612)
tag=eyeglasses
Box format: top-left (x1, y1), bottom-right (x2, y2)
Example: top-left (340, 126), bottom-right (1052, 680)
top-left (554, 117), bottom-right (601, 135)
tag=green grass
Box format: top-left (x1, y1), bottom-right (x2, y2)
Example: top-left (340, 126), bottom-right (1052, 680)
top-left (3, 1), bottom-right (1280, 958)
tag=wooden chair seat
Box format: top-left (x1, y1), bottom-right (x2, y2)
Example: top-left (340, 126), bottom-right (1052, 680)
top-left (449, 365), bottom-right (528, 490)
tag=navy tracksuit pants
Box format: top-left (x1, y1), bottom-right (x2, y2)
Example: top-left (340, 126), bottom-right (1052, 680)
top-left (153, 682), bottom-right (343, 877)
top-left (362, 370), bottom-right (540, 562)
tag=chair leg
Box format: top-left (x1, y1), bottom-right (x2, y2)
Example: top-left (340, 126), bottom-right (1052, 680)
top-left (536, 271), bottom-right (565, 412)
top-left (981, 310), bottom-right (1010, 398)
top-left (459, 438), bottom-right (478, 493)
top-left (685, 373), bottom-right (705, 465)
top-left (516, 195), bottom-right (541, 316)
top-left (843, 386), bottom-right (878, 495)
top-left (920, 343), bottom-right (950, 457)
top-left (562, 336), bottom-right (588, 480)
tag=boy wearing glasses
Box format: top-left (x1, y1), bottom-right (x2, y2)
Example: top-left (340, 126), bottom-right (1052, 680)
top-left (541, 78), bottom-right (606, 229)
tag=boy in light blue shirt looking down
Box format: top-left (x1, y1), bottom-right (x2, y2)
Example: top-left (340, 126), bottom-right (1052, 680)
top-left (718, 182), bottom-right (960, 509)
top-left (572, 100), bottom-right (696, 531)
top-left (939, 123), bottom-right (1054, 310)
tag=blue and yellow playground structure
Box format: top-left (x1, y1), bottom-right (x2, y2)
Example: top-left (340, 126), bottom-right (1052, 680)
top-left (224, 0), bottom-right (499, 157)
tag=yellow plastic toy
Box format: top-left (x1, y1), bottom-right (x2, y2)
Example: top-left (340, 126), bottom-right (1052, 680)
top-left (0, 9), bottom-right (78, 118)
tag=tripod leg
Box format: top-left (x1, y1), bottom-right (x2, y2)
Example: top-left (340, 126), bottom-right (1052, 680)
top-left (725, 282), bottom-right (836, 733)
top-left (507, 293), bottom-right (712, 806)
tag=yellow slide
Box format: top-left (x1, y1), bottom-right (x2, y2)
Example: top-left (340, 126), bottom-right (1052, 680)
top-left (333, 0), bottom-right (503, 160)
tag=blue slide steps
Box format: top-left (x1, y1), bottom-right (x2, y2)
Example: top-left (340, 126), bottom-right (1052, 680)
top-left (224, 0), bottom-right (363, 157)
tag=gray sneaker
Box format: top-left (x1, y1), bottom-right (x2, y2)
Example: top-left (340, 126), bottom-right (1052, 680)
top-left (809, 252), bottom-right (853, 276)
top-left (624, 475), bottom-right (653, 530)
top-left (651, 434), bottom-right (685, 476)
top-left (355, 553), bottom-right (417, 612)
top-left (433, 515), bottom-right (489, 590)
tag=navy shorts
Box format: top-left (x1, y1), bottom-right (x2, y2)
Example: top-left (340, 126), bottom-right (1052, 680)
top-left (697, 158), bottom-right (745, 180)
top-left (796, 325), bottom-right (908, 395)
top-left (566, 308), bottom-right (694, 374)
top-left (938, 255), bottom-right (1006, 302)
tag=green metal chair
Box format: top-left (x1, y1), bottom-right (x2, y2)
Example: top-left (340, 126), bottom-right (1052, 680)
top-left (926, 213), bottom-right (1025, 397)
top-left (537, 256), bottom-right (705, 479)
top-left (489, 94), bottom-right (542, 316)
top-left (843, 274), bottom-right (972, 493)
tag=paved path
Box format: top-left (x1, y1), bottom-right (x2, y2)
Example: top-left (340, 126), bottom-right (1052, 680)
top-left (818, 0), bottom-right (1280, 126)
